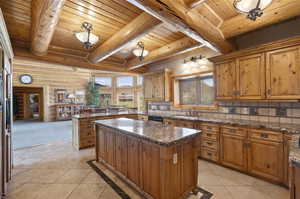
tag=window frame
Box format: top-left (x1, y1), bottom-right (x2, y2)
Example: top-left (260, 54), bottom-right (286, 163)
top-left (173, 71), bottom-right (218, 110)
top-left (116, 76), bottom-right (134, 88)
top-left (94, 76), bottom-right (112, 88)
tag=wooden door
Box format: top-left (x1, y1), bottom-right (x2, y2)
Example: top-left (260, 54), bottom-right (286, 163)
top-left (266, 46), bottom-right (300, 99)
top-left (247, 139), bottom-right (283, 182)
top-left (127, 136), bottom-right (141, 186)
top-left (115, 134), bottom-right (127, 176)
top-left (105, 129), bottom-right (115, 167)
top-left (220, 134), bottom-right (247, 171)
top-left (236, 53), bottom-right (265, 100)
top-left (215, 60), bottom-right (236, 100)
top-left (141, 141), bottom-right (160, 199)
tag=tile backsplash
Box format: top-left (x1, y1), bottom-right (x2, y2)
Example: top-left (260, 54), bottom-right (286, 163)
top-left (148, 101), bottom-right (300, 125)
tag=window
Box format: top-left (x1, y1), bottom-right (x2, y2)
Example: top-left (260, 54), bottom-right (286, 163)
top-left (99, 93), bottom-right (112, 108)
top-left (137, 76), bottom-right (143, 85)
top-left (117, 91), bottom-right (134, 107)
top-left (178, 74), bottom-right (215, 106)
top-left (95, 77), bottom-right (112, 87)
top-left (117, 76), bottom-right (133, 87)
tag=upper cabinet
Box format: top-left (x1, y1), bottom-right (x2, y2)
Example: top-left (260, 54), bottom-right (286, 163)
top-left (215, 60), bottom-right (236, 100)
top-left (210, 37), bottom-right (300, 100)
top-left (143, 69), bottom-right (173, 101)
top-left (266, 46), bottom-right (300, 99)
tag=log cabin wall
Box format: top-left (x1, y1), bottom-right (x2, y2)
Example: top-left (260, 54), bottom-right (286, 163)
top-left (12, 57), bottom-right (93, 122)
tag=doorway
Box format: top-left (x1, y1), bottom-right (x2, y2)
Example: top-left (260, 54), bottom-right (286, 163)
top-left (13, 87), bottom-right (44, 121)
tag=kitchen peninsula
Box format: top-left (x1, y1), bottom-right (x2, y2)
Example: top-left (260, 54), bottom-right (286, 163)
top-left (94, 118), bottom-right (201, 199)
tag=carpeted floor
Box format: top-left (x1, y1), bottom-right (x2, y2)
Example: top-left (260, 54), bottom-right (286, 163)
top-left (12, 120), bottom-right (72, 150)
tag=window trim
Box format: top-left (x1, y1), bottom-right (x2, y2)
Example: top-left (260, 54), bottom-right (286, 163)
top-left (173, 71), bottom-right (218, 110)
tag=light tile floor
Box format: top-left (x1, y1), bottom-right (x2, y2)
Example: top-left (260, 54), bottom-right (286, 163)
top-left (9, 141), bottom-right (290, 199)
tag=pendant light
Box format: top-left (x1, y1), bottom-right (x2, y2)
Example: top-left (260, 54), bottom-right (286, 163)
top-left (75, 22), bottom-right (99, 49)
top-left (233, 0), bottom-right (273, 21)
top-left (132, 42), bottom-right (149, 61)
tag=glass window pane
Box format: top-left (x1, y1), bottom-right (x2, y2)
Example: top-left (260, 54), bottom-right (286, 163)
top-left (117, 76), bottom-right (133, 87)
top-left (95, 77), bottom-right (112, 87)
top-left (118, 91), bottom-right (134, 107)
top-left (99, 93), bottom-right (112, 108)
top-left (137, 76), bottom-right (144, 85)
top-left (179, 75), bottom-right (214, 106)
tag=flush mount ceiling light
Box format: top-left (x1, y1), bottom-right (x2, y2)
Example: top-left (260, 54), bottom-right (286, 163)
top-left (233, 0), bottom-right (273, 21)
top-left (75, 22), bottom-right (99, 49)
top-left (132, 42), bottom-right (149, 61)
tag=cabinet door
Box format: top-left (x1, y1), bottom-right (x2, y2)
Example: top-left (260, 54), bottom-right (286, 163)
top-left (141, 142), bottom-right (160, 199)
top-left (99, 128), bottom-right (106, 161)
top-left (144, 75), bottom-right (153, 100)
top-left (247, 139), bottom-right (283, 182)
top-left (182, 140), bottom-right (197, 192)
top-left (127, 136), bottom-right (141, 186)
top-left (215, 60), bottom-right (236, 100)
top-left (295, 166), bottom-right (300, 199)
top-left (115, 134), bottom-right (127, 176)
top-left (266, 46), bottom-right (300, 99)
top-left (220, 134), bottom-right (247, 171)
top-left (236, 54), bottom-right (265, 100)
top-left (154, 73), bottom-right (164, 100)
top-left (105, 129), bottom-right (115, 167)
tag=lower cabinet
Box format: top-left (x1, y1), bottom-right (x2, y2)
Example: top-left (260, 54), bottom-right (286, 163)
top-left (115, 134), bottom-right (128, 176)
top-left (291, 163), bottom-right (300, 199)
top-left (247, 139), bottom-right (283, 183)
top-left (220, 127), bottom-right (284, 183)
top-left (127, 137), bottom-right (141, 186)
top-left (220, 130), bottom-right (248, 172)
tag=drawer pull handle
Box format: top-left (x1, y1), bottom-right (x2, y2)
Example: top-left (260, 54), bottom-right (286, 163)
top-left (206, 133), bottom-right (212, 137)
top-left (260, 133), bottom-right (269, 138)
top-left (230, 129), bottom-right (235, 133)
top-left (207, 127), bottom-right (212, 130)
top-left (207, 152), bottom-right (212, 156)
top-left (206, 142), bottom-right (213, 145)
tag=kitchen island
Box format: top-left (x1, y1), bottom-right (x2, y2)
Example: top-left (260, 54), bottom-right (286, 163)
top-left (94, 118), bottom-right (201, 199)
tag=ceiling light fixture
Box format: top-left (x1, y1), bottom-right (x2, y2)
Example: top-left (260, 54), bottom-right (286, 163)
top-left (183, 56), bottom-right (204, 67)
top-left (75, 22), bottom-right (99, 49)
top-left (233, 0), bottom-right (273, 21)
top-left (132, 42), bottom-right (149, 61)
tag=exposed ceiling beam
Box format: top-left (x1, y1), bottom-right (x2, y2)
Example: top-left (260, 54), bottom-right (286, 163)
top-left (127, 37), bottom-right (204, 70)
top-left (159, 0), bottom-right (234, 54)
top-left (14, 47), bottom-right (132, 73)
top-left (189, 0), bottom-right (206, 9)
top-left (88, 12), bottom-right (162, 64)
top-left (126, 0), bottom-right (219, 52)
top-left (31, 0), bottom-right (66, 56)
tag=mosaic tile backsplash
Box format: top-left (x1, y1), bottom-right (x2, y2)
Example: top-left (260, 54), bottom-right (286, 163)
top-left (148, 101), bottom-right (300, 125)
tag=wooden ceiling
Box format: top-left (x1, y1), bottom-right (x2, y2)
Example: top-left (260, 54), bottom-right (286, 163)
top-left (1, 0), bottom-right (300, 72)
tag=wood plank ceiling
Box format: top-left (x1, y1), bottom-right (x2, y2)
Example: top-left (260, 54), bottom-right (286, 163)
top-left (1, 0), bottom-right (300, 72)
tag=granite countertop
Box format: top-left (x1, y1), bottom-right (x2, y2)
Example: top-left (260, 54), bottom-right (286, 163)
top-left (73, 112), bottom-right (146, 119)
top-left (94, 118), bottom-right (201, 146)
top-left (290, 134), bottom-right (300, 167)
top-left (159, 115), bottom-right (300, 134)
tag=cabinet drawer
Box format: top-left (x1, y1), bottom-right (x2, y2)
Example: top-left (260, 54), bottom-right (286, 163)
top-left (201, 138), bottom-right (218, 150)
top-left (80, 130), bottom-right (95, 138)
top-left (80, 137), bottom-right (95, 148)
top-left (249, 130), bottom-right (283, 142)
top-left (221, 126), bottom-right (247, 137)
top-left (178, 121), bottom-right (194, 129)
top-left (201, 123), bottom-right (219, 132)
top-left (201, 131), bottom-right (218, 141)
top-left (201, 147), bottom-right (219, 162)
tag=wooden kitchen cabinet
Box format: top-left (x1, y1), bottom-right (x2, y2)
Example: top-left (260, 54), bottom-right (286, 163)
top-left (143, 69), bottom-right (173, 101)
top-left (127, 136), bottom-right (141, 186)
top-left (220, 127), bottom-right (248, 172)
top-left (105, 129), bottom-right (116, 167)
top-left (141, 141), bottom-right (161, 199)
top-left (266, 46), bottom-right (300, 99)
top-left (215, 60), bottom-right (236, 100)
top-left (115, 134), bottom-right (127, 176)
top-left (210, 37), bottom-right (300, 100)
top-left (236, 53), bottom-right (265, 100)
top-left (247, 138), bottom-right (284, 183)
top-left (291, 163), bottom-right (300, 199)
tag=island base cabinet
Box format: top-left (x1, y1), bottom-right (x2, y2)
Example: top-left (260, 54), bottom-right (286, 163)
top-left (291, 164), bottom-right (300, 199)
top-left (95, 125), bottom-right (199, 199)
